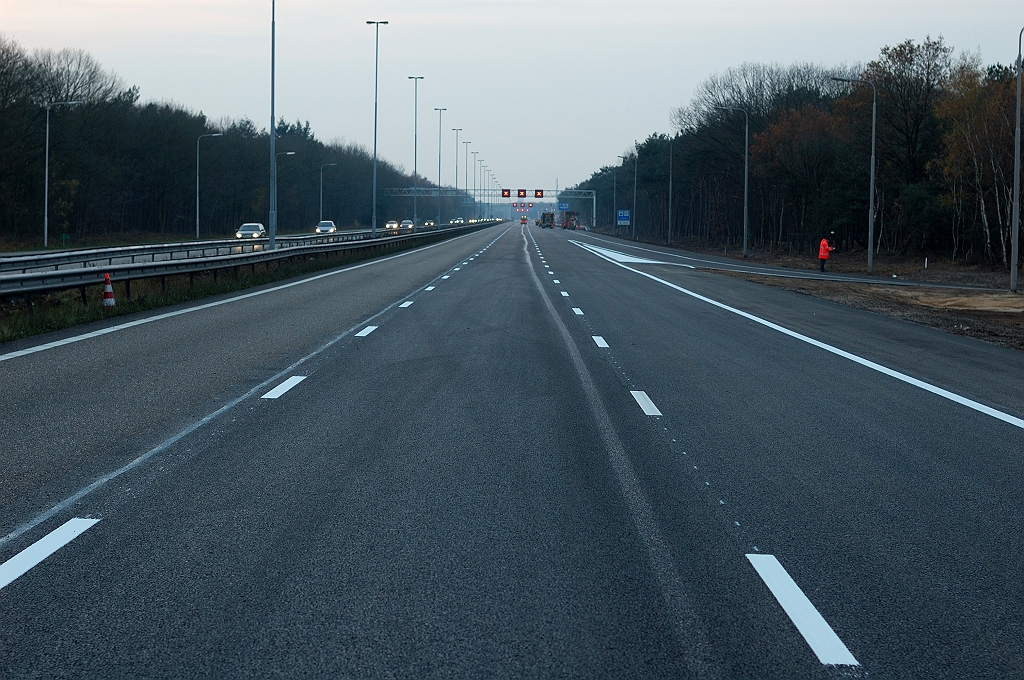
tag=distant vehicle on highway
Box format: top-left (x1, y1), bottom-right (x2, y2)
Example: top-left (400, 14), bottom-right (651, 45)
top-left (424, 220), bottom-right (435, 227)
top-left (540, 212), bottom-right (555, 229)
top-left (314, 221), bottom-right (336, 234)
top-left (236, 223), bottom-right (266, 238)
top-left (385, 220), bottom-right (399, 230)
top-left (449, 217), bottom-right (465, 225)
top-left (401, 219), bottom-right (414, 230)
top-left (520, 216), bottom-right (528, 225)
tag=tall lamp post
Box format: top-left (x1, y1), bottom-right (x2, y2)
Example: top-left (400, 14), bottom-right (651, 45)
top-left (269, 1), bottom-right (278, 249)
top-left (1012, 28), bottom-right (1024, 292)
top-left (714, 106), bottom-right (749, 257)
top-left (616, 154), bottom-right (626, 236)
top-left (44, 100), bottom-right (82, 248)
top-left (452, 128), bottom-right (462, 216)
top-left (367, 20), bottom-right (388, 238)
top-left (668, 134), bottom-right (673, 245)
top-left (471, 151), bottom-right (479, 219)
top-left (832, 77), bottom-right (877, 273)
top-left (631, 142), bottom-right (638, 241)
top-left (408, 76), bottom-right (423, 227)
top-left (320, 162), bottom-right (337, 222)
top-left (463, 141), bottom-right (470, 218)
top-left (196, 132), bottom-right (223, 240)
top-left (434, 107), bottom-right (446, 225)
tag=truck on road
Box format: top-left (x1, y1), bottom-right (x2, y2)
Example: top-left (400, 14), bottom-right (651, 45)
top-left (540, 212), bottom-right (555, 229)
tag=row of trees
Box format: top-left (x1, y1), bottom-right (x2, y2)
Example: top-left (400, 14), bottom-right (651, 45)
top-left (0, 34), bottom-right (473, 247)
top-left (571, 37), bottom-right (1018, 265)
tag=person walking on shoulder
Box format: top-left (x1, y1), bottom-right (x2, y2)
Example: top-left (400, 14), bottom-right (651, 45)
top-left (818, 237), bottom-right (834, 272)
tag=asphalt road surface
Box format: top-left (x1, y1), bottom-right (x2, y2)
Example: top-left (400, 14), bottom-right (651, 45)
top-left (2, 223), bottom-right (1024, 678)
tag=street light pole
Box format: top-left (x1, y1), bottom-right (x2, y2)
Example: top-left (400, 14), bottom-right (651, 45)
top-left (408, 76), bottom-right (423, 227)
top-left (616, 154), bottom-right (626, 237)
top-left (463, 140), bottom-right (470, 219)
top-left (196, 132), bottom-right (223, 240)
top-left (44, 100), bottom-right (81, 248)
top-left (367, 20), bottom-right (388, 238)
top-left (714, 106), bottom-right (749, 256)
top-left (434, 107), bottom-right (446, 226)
top-left (269, 0), bottom-right (278, 250)
top-left (632, 141), bottom-right (638, 241)
top-left (320, 162), bottom-right (337, 222)
top-left (471, 151), bottom-right (478, 219)
top-left (452, 128), bottom-right (462, 221)
top-left (1012, 27), bottom-right (1024, 292)
top-left (668, 134), bottom-right (673, 245)
top-left (832, 77), bottom-right (877, 273)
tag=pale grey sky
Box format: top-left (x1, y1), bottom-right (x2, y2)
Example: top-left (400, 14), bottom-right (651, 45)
top-left (2, 0), bottom-right (1017, 189)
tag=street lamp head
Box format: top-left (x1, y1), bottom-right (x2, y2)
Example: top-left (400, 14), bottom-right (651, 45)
top-left (367, 20), bottom-right (388, 24)
top-left (409, 75), bottom-right (423, 80)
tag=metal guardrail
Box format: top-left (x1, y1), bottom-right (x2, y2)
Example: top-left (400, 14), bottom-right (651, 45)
top-left (0, 221), bottom-right (502, 300)
top-left (0, 228), bottom-right (398, 274)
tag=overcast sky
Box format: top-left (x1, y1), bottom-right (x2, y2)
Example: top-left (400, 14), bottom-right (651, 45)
top-left (2, 0), bottom-right (1018, 190)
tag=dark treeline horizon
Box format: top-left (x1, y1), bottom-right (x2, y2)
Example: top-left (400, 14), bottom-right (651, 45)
top-left (572, 36), bottom-right (1017, 266)
top-left (0, 34), bottom-right (474, 247)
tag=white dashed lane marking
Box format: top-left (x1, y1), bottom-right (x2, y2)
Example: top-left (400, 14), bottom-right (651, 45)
top-left (0, 518), bottom-right (100, 591)
top-left (400, 301), bottom-right (414, 308)
top-left (592, 336), bottom-right (609, 348)
top-left (746, 554), bottom-right (859, 666)
top-left (553, 280), bottom-right (560, 284)
top-left (560, 292), bottom-right (569, 297)
top-left (442, 275), bottom-right (450, 279)
top-left (630, 390), bottom-right (662, 416)
top-left (572, 308), bottom-right (584, 315)
top-left (355, 325), bottom-right (378, 337)
top-left (261, 375), bottom-right (308, 399)
top-left (425, 286), bottom-right (435, 291)
top-left (454, 268), bottom-right (461, 271)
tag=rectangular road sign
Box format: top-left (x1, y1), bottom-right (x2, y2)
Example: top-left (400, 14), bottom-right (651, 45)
top-left (617, 209), bottom-right (630, 226)
top-left (558, 202), bottom-right (570, 210)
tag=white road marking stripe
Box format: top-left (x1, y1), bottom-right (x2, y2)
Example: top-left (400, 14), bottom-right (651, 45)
top-left (453, 267), bottom-right (461, 271)
top-left (560, 291), bottom-right (569, 297)
top-left (261, 375), bottom-right (307, 399)
top-left (572, 241), bottom-right (1024, 431)
top-left (399, 301), bottom-right (414, 308)
top-left (355, 325), bottom-right (378, 337)
top-left (425, 286), bottom-right (435, 291)
top-left (0, 518), bottom-right (99, 590)
top-left (630, 390), bottom-right (662, 415)
top-left (746, 554), bottom-right (859, 666)
top-left (442, 275), bottom-right (450, 279)
top-left (553, 280), bottom-right (560, 283)
top-left (548, 271), bottom-right (554, 274)
top-left (0, 227), bottom-right (499, 364)
top-left (593, 336), bottom-right (609, 348)
top-left (572, 308), bottom-right (584, 315)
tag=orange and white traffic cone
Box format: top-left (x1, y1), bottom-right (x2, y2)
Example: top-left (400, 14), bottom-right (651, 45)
top-left (102, 273), bottom-right (116, 307)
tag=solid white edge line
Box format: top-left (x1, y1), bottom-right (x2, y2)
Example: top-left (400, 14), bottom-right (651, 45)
top-left (1, 226), bottom-right (507, 364)
top-left (355, 325), bottom-right (378, 337)
top-left (0, 518), bottom-right (100, 590)
top-left (593, 336), bottom-right (609, 348)
top-left (260, 375), bottom-right (307, 399)
top-left (630, 390), bottom-right (663, 416)
top-left (746, 554), bottom-right (859, 666)
top-left (399, 301), bottom-right (414, 307)
top-left (572, 240), bottom-right (1024, 431)
top-left (572, 308), bottom-right (584, 315)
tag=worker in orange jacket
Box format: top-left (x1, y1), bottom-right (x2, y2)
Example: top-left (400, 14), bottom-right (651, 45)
top-left (818, 237), bottom-right (834, 272)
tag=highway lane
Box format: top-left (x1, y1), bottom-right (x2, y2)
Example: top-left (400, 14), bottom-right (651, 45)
top-left (1, 222), bottom-right (1024, 676)
top-left (0, 226), bottom-right (500, 540)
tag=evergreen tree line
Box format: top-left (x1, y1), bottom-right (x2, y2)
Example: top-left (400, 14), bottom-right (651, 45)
top-left (573, 37), bottom-right (1018, 264)
top-left (0, 35), bottom-right (471, 247)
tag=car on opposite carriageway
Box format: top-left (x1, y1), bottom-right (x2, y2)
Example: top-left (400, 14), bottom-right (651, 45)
top-left (314, 221), bottom-right (336, 234)
top-left (236, 223), bottom-right (266, 238)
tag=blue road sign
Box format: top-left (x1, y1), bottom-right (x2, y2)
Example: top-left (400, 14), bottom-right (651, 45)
top-left (617, 209), bottom-right (630, 226)
top-left (557, 202), bottom-right (570, 211)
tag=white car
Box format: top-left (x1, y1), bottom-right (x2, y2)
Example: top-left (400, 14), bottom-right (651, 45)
top-left (385, 220), bottom-right (400, 229)
top-left (236, 223), bottom-right (266, 238)
top-left (314, 221), bottom-right (336, 234)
